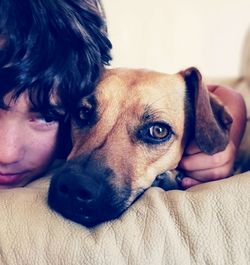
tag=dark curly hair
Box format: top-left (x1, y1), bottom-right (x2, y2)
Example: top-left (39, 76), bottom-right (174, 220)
top-left (0, 0), bottom-right (112, 157)
top-left (0, 0), bottom-right (112, 114)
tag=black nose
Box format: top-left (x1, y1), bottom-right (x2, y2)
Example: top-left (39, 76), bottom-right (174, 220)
top-left (48, 164), bottom-right (117, 227)
top-left (48, 166), bottom-right (106, 214)
top-left (48, 161), bottom-right (131, 227)
top-left (57, 172), bottom-right (102, 204)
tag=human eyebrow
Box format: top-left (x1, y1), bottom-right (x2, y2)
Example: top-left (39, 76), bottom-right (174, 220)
top-left (29, 104), bottom-right (64, 113)
top-left (0, 99), bottom-right (11, 110)
top-left (0, 103), bottom-right (9, 110)
top-left (29, 105), bottom-right (67, 122)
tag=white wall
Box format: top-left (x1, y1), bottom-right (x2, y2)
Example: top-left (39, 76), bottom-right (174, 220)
top-left (103, 0), bottom-right (250, 78)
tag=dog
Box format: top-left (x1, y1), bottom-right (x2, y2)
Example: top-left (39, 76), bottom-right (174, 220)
top-left (48, 67), bottom-right (232, 227)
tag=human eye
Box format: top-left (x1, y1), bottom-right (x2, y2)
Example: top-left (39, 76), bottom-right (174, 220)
top-left (29, 112), bottom-right (59, 130)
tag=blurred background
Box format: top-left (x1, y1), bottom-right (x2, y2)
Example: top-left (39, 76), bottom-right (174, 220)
top-left (103, 0), bottom-right (250, 78)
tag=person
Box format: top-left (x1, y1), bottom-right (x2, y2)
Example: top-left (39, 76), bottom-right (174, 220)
top-left (178, 84), bottom-right (247, 189)
top-left (0, 0), bottom-right (246, 191)
top-left (0, 0), bottom-right (112, 188)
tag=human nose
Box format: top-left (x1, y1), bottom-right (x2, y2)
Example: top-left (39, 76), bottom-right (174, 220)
top-left (0, 126), bottom-right (25, 165)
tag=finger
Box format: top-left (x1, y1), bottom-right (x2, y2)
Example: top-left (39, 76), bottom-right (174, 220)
top-left (207, 84), bottom-right (218, 92)
top-left (179, 144), bottom-right (234, 172)
top-left (183, 163), bottom-right (233, 182)
top-left (180, 177), bottom-right (202, 189)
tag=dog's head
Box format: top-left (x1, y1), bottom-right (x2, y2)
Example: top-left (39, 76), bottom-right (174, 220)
top-left (48, 67), bottom-right (232, 227)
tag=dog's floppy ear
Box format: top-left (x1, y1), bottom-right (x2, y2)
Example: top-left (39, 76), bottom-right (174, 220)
top-left (180, 67), bottom-right (233, 155)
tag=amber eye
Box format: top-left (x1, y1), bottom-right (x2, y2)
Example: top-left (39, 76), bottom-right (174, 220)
top-left (149, 125), bottom-right (169, 139)
top-left (137, 122), bottom-right (174, 144)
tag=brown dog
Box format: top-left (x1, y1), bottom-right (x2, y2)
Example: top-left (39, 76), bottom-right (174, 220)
top-left (48, 67), bottom-right (232, 227)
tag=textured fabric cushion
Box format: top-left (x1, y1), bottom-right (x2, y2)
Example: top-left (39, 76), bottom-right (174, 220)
top-left (0, 172), bottom-right (249, 265)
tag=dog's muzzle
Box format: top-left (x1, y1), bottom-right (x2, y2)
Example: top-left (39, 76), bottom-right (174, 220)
top-left (48, 158), bottom-right (132, 227)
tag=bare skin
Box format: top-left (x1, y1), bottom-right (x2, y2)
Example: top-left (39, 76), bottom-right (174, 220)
top-left (179, 85), bottom-right (247, 189)
top-left (0, 92), bottom-right (59, 188)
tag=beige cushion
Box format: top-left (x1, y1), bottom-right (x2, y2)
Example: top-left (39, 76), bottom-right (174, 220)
top-left (0, 172), bottom-right (249, 265)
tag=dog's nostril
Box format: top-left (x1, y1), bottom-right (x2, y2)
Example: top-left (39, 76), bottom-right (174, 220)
top-left (77, 189), bottom-right (93, 202)
top-left (59, 184), bottom-right (69, 195)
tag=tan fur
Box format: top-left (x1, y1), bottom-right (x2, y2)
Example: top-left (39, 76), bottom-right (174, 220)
top-left (68, 67), bottom-right (231, 200)
top-left (48, 67), bottom-right (232, 226)
top-left (69, 68), bottom-right (186, 193)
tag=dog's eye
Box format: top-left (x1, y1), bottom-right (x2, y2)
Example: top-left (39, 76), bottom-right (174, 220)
top-left (149, 125), bottom-right (169, 139)
top-left (74, 106), bottom-right (96, 127)
top-left (138, 122), bottom-right (173, 144)
top-left (73, 103), bottom-right (98, 128)
top-left (78, 106), bottom-right (92, 120)
top-left (73, 96), bottom-right (97, 127)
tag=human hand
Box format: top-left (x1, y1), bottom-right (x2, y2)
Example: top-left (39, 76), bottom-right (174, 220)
top-left (178, 84), bottom-right (247, 189)
top-left (178, 140), bottom-right (236, 189)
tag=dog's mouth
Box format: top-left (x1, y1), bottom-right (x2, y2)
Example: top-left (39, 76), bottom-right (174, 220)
top-left (49, 201), bottom-right (130, 228)
top-left (48, 183), bottom-right (132, 227)
top-left (55, 208), bottom-right (96, 228)
top-left (47, 158), bottom-right (180, 227)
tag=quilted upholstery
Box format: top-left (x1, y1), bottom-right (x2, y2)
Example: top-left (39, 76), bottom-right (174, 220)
top-left (0, 172), bottom-right (249, 265)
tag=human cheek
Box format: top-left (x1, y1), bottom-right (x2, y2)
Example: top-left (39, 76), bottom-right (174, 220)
top-left (28, 125), bottom-right (59, 169)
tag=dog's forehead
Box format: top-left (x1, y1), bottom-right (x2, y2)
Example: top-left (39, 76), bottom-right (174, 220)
top-left (96, 68), bottom-right (186, 123)
top-left (99, 68), bottom-right (185, 93)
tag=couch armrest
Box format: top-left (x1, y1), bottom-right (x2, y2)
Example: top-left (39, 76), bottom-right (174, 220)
top-left (0, 173), bottom-right (249, 265)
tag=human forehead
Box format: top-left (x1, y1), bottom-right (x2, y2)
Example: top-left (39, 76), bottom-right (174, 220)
top-left (2, 92), bottom-right (31, 113)
top-left (2, 90), bottom-right (60, 113)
